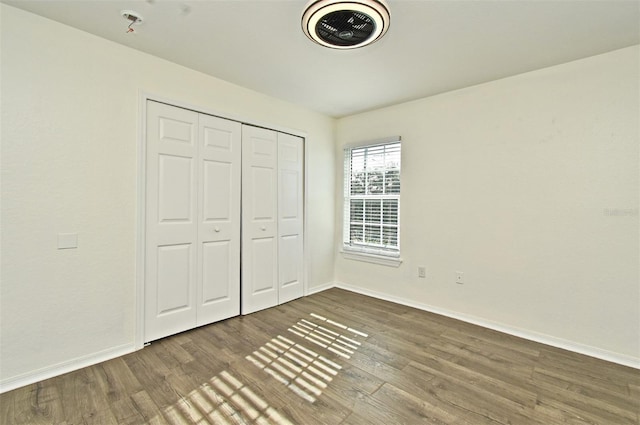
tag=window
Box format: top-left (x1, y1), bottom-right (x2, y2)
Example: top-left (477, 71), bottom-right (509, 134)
top-left (343, 138), bottom-right (401, 264)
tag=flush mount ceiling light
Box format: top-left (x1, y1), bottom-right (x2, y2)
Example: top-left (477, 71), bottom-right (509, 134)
top-left (302, 0), bottom-right (390, 49)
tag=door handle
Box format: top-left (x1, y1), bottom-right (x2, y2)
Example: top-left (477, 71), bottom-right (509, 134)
top-left (214, 227), bottom-right (220, 232)
top-left (261, 226), bottom-right (266, 231)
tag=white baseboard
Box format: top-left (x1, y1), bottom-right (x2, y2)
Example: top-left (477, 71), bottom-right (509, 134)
top-left (306, 281), bottom-right (337, 296)
top-left (3, 282), bottom-right (636, 394)
top-left (331, 281), bottom-right (640, 370)
top-left (0, 343), bottom-right (136, 394)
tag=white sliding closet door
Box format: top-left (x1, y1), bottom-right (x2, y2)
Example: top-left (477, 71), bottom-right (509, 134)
top-left (242, 126), bottom-right (304, 314)
top-left (145, 101), bottom-right (241, 342)
top-left (278, 133), bottom-right (304, 304)
top-left (241, 125), bottom-right (279, 314)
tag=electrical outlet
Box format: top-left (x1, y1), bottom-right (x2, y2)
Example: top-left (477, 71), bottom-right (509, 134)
top-left (455, 271), bottom-right (464, 284)
top-left (418, 266), bottom-right (426, 278)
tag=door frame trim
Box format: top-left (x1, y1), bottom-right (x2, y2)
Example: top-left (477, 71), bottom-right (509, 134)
top-left (135, 92), bottom-right (309, 350)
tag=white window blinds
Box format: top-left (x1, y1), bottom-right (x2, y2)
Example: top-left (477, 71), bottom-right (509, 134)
top-left (343, 139), bottom-right (401, 255)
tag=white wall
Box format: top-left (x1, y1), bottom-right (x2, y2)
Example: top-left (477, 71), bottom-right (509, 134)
top-left (335, 46), bottom-right (640, 364)
top-left (0, 4), bottom-right (335, 388)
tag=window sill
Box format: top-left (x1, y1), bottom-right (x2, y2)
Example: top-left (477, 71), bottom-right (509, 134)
top-left (340, 249), bottom-right (403, 267)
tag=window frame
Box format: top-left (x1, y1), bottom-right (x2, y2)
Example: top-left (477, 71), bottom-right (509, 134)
top-left (342, 137), bottom-right (402, 267)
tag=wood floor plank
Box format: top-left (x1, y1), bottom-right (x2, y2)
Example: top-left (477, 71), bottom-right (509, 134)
top-left (130, 390), bottom-right (169, 425)
top-left (533, 393), bottom-right (636, 425)
top-left (341, 386), bottom-right (433, 425)
top-left (11, 380), bottom-right (65, 425)
top-left (531, 365), bottom-right (638, 412)
top-left (537, 347), bottom-right (640, 394)
top-left (629, 382), bottom-right (640, 399)
top-left (78, 367), bottom-right (120, 425)
top-left (0, 390), bottom-right (13, 425)
top-left (532, 376), bottom-right (638, 424)
top-left (406, 353), bottom-right (539, 409)
top-left (328, 363), bottom-right (384, 395)
top-left (401, 360), bottom-right (541, 424)
top-left (92, 360), bottom-right (145, 424)
top-left (370, 382), bottom-right (481, 425)
top-left (1, 287), bottom-right (638, 425)
top-left (429, 339), bottom-right (537, 386)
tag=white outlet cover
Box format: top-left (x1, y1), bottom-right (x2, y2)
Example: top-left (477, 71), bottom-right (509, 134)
top-left (58, 233), bottom-right (78, 249)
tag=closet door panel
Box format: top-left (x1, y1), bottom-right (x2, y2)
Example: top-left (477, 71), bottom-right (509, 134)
top-left (145, 101), bottom-right (198, 342)
top-left (242, 125), bottom-right (279, 314)
top-left (156, 244), bottom-right (193, 314)
top-left (197, 114), bottom-right (241, 325)
top-left (158, 155), bottom-right (193, 222)
top-left (201, 241), bottom-right (231, 302)
top-left (203, 160), bottom-right (232, 220)
top-left (279, 234), bottom-right (301, 287)
top-left (278, 134), bottom-right (304, 304)
top-left (251, 238), bottom-right (277, 293)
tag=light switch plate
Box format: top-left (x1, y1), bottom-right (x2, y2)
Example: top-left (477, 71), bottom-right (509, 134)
top-left (58, 233), bottom-right (78, 249)
top-left (418, 266), bottom-right (426, 278)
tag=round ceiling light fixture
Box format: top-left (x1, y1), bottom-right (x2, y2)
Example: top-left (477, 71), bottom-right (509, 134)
top-left (301, 0), bottom-right (390, 49)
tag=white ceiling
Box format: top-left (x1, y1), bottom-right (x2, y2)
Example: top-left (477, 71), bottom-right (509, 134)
top-left (3, 0), bottom-right (639, 117)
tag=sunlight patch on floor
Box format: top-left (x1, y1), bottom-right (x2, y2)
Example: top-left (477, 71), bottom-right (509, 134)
top-left (247, 313), bottom-right (368, 403)
top-left (159, 313), bottom-right (368, 423)
top-left (161, 369), bottom-right (294, 424)
top-left (246, 334), bottom-right (342, 403)
top-left (288, 316), bottom-right (367, 359)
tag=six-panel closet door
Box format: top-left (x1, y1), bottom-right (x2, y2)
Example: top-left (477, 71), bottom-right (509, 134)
top-left (145, 101), bottom-right (241, 343)
top-left (197, 113), bottom-right (242, 325)
top-left (277, 133), bottom-right (305, 305)
top-left (145, 102), bottom-right (304, 342)
top-left (241, 126), bottom-right (279, 313)
top-left (242, 126), bottom-right (304, 314)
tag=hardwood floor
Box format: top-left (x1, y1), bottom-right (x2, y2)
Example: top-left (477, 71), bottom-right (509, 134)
top-left (1, 288), bottom-right (638, 424)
